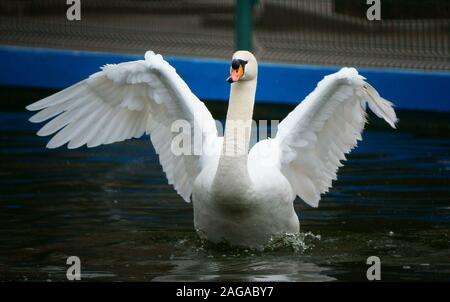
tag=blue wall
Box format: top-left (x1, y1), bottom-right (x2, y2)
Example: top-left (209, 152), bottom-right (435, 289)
top-left (1, 46), bottom-right (449, 111)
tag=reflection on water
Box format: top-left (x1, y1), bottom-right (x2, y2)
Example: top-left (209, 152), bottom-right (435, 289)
top-left (0, 110), bottom-right (449, 281)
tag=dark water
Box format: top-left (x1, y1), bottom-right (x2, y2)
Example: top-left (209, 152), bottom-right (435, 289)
top-left (0, 109), bottom-right (449, 282)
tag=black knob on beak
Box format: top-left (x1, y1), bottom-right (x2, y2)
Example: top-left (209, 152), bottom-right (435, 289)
top-left (231, 59), bottom-right (240, 70)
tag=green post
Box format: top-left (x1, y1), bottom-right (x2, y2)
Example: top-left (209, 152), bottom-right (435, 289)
top-left (235, 0), bottom-right (255, 51)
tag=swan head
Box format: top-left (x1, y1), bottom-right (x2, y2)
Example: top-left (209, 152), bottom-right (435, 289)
top-left (227, 50), bottom-right (258, 83)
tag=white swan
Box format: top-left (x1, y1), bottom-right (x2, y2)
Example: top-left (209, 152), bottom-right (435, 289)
top-left (27, 50), bottom-right (397, 249)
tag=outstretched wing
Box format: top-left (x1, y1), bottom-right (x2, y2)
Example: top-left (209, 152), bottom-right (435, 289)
top-left (27, 51), bottom-right (219, 202)
top-left (251, 68), bottom-right (397, 207)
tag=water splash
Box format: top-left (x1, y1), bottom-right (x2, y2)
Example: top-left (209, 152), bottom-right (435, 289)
top-left (190, 230), bottom-right (321, 254)
top-left (264, 232), bottom-right (321, 253)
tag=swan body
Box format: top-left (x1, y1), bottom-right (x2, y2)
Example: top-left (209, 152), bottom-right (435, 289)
top-left (193, 154), bottom-right (299, 248)
top-left (27, 50), bottom-right (397, 250)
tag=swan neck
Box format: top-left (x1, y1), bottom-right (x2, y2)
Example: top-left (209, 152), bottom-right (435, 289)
top-left (214, 79), bottom-right (256, 187)
top-left (223, 79), bottom-right (256, 156)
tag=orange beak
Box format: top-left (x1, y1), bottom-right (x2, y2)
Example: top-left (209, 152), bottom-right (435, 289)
top-left (227, 64), bottom-right (244, 83)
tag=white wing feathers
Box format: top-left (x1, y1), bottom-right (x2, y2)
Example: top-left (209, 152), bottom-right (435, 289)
top-left (274, 67), bottom-right (397, 207)
top-left (27, 51), bottom-right (219, 202)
